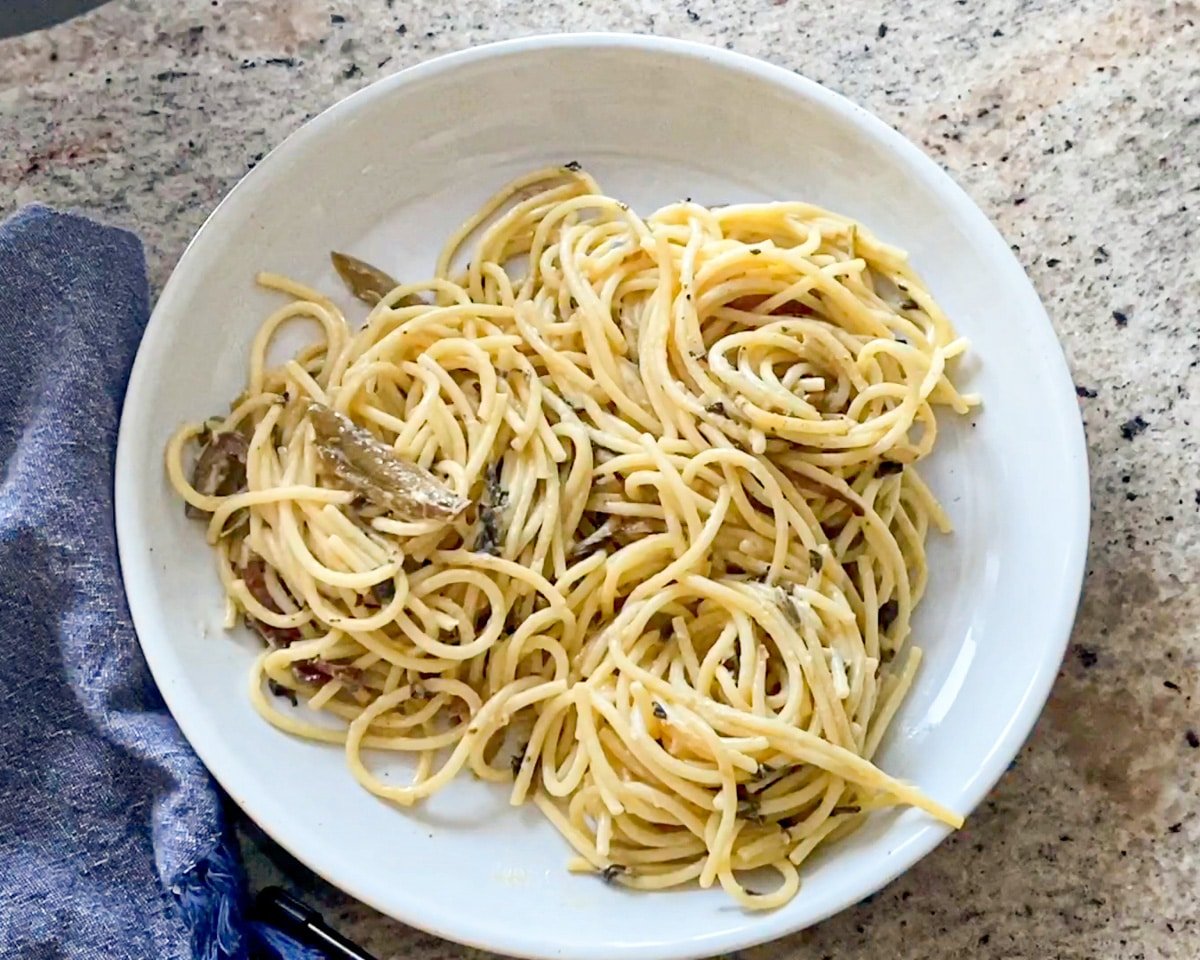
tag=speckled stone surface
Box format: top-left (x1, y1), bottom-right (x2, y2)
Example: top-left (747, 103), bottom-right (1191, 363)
top-left (3, 1), bottom-right (1198, 957)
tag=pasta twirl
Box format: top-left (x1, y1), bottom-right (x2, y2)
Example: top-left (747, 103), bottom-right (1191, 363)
top-left (166, 167), bottom-right (976, 908)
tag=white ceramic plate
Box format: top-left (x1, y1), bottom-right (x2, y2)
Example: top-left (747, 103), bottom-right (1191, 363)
top-left (115, 34), bottom-right (1089, 960)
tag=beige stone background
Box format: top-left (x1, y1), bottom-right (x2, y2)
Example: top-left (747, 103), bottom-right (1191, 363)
top-left (2, 1), bottom-right (1197, 957)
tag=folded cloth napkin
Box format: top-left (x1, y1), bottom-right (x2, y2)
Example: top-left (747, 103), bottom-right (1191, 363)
top-left (0, 206), bottom-right (322, 960)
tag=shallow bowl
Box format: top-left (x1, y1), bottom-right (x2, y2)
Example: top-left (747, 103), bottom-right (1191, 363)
top-left (115, 34), bottom-right (1089, 960)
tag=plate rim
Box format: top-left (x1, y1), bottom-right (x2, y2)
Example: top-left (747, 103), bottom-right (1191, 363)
top-left (114, 31), bottom-right (1091, 960)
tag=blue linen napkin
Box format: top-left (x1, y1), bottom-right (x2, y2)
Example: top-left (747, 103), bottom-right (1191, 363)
top-left (0, 205), bottom-right (323, 960)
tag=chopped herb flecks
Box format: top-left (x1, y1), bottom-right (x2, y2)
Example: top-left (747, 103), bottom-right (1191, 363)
top-left (878, 599), bottom-right (900, 631)
top-left (267, 679), bottom-right (298, 706)
top-left (510, 743), bottom-right (528, 776)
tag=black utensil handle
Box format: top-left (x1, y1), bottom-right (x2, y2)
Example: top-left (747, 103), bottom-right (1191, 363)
top-left (256, 886), bottom-right (380, 960)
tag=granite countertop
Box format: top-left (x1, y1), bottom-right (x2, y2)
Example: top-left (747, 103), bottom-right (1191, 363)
top-left (2, 1), bottom-right (1197, 957)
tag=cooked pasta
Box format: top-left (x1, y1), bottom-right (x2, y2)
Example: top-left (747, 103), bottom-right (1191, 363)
top-left (166, 166), bottom-right (977, 908)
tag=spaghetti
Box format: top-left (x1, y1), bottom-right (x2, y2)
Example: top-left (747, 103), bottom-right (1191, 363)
top-left (166, 166), bottom-right (977, 908)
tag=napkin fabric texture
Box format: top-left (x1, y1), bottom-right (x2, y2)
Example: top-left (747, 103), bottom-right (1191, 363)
top-left (0, 205), bottom-right (320, 960)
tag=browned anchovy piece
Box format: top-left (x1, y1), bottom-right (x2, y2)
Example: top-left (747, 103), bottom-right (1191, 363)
top-left (330, 251), bottom-right (423, 307)
top-left (240, 556), bottom-right (302, 647)
top-left (567, 517), bottom-right (659, 561)
top-left (186, 429), bottom-right (248, 518)
top-left (292, 658), bottom-right (364, 690)
top-left (472, 459), bottom-right (507, 555)
top-left (308, 402), bottom-right (470, 521)
top-left (568, 518), bottom-right (619, 561)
